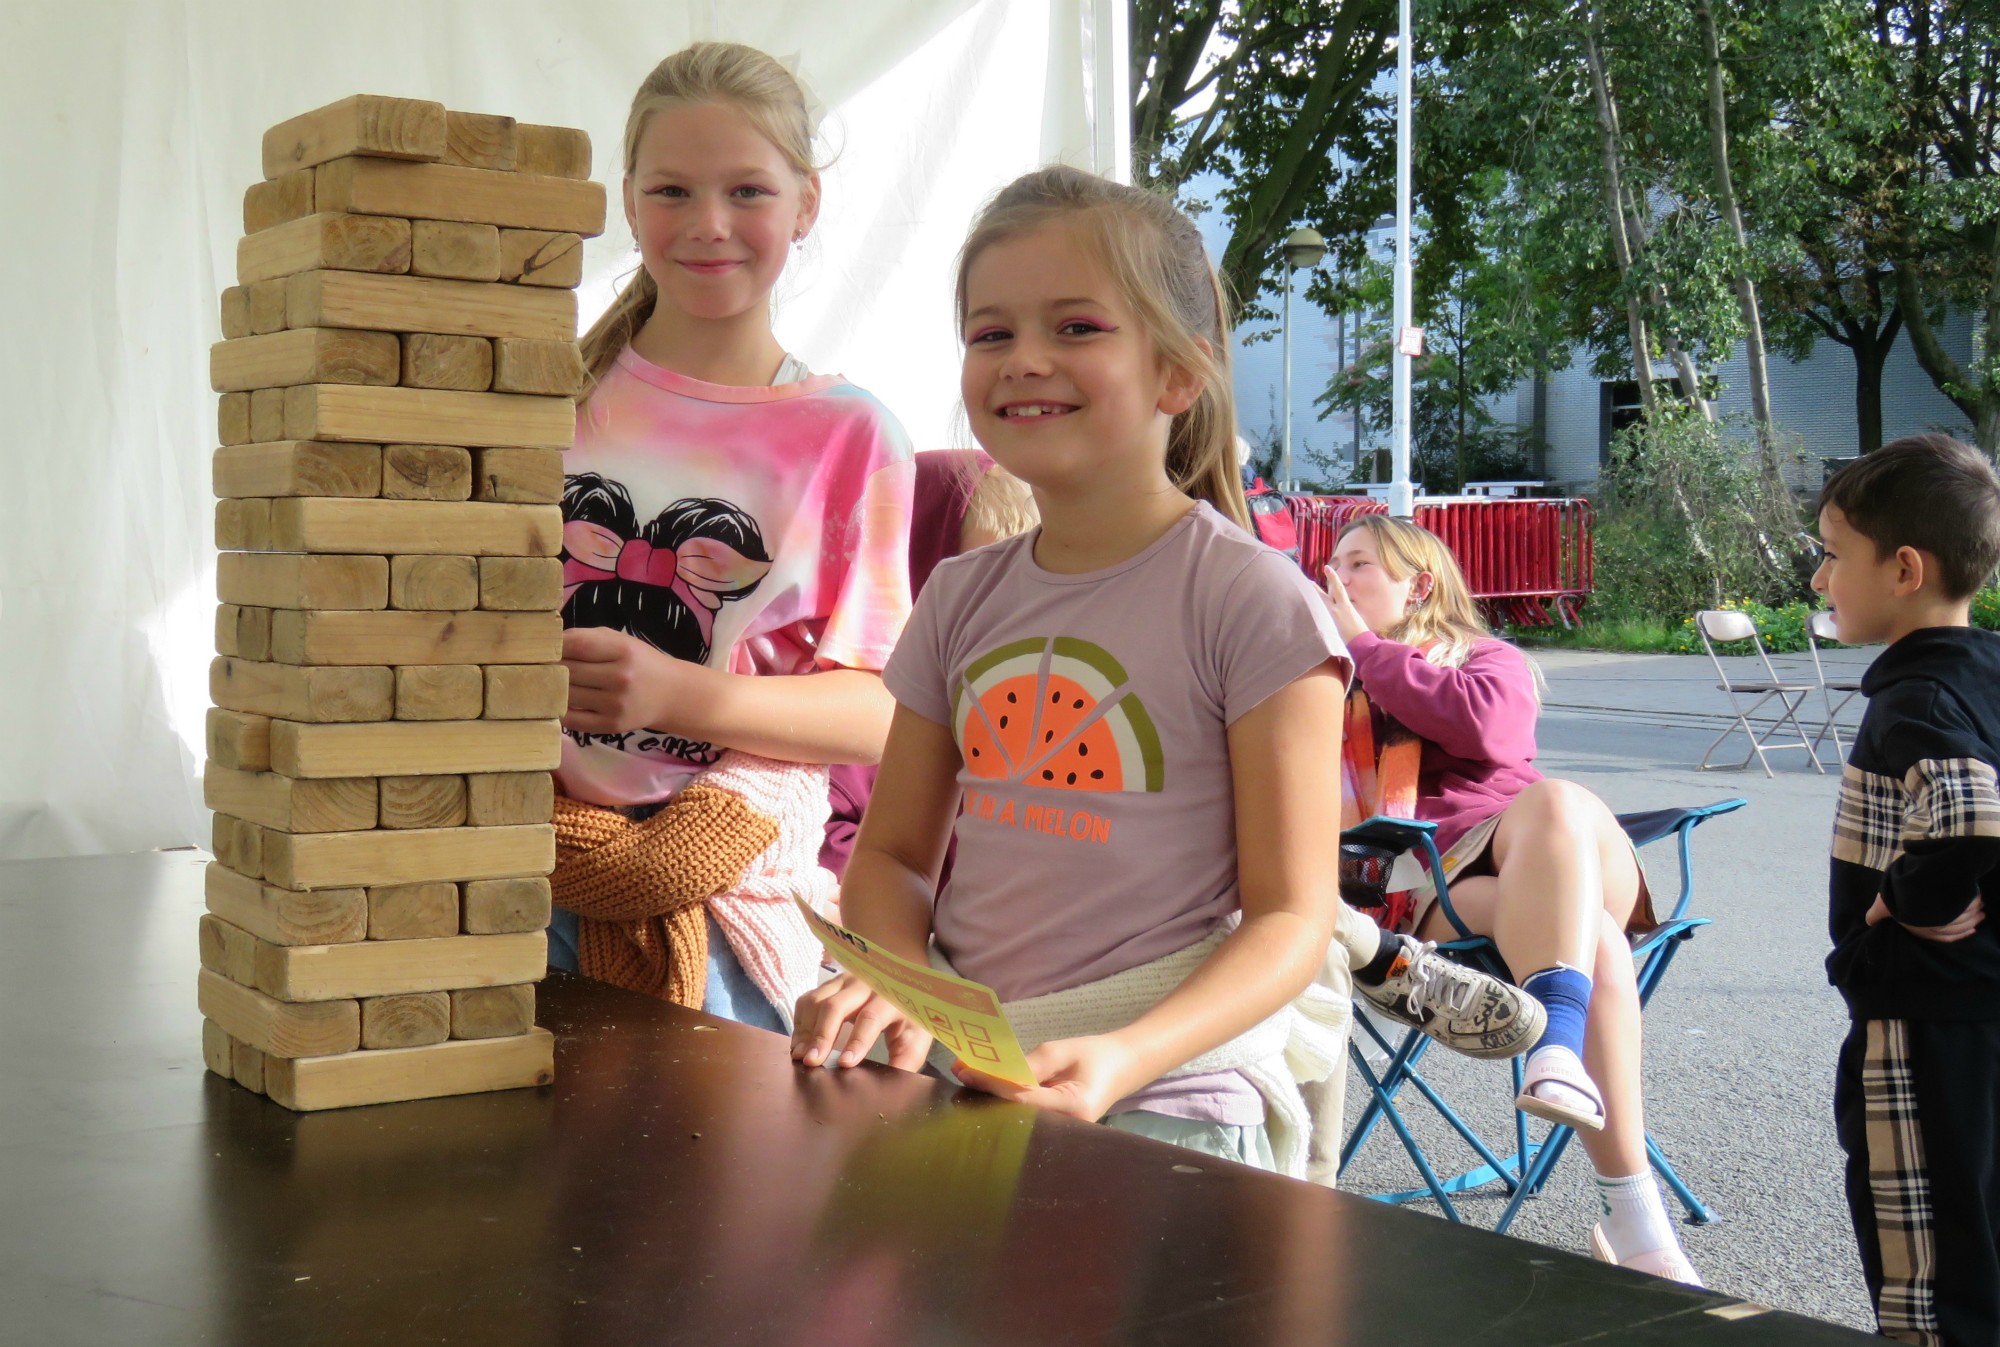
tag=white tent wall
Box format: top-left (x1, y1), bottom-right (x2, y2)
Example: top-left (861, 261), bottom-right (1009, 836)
top-left (0, 0), bottom-right (1129, 861)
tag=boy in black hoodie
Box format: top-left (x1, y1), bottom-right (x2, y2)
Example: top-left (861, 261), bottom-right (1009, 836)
top-left (1816, 434), bottom-right (2000, 1347)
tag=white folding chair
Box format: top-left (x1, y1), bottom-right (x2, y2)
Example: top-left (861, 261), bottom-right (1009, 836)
top-left (1804, 610), bottom-right (1865, 765)
top-left (1693, 609), bottom-right (1824, 777)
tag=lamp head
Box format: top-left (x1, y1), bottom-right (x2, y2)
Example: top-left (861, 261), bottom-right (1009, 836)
top-left (1282, 226), bottom-right (1327, 270)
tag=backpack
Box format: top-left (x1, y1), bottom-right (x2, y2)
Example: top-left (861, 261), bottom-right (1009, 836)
top-left (1243, 479), bottom-right (1299, 559)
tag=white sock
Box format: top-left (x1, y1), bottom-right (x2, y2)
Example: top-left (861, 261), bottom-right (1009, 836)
top-left (1594, 1169), bottom-right (1678, 1262)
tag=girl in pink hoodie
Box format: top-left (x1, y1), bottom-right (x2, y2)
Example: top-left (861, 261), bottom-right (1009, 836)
top-left (1324, 514), bottom-right (1698, 1287)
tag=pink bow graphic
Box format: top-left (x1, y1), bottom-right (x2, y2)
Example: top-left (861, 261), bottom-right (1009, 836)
top-left (562, 520), bottom-right (773, 647)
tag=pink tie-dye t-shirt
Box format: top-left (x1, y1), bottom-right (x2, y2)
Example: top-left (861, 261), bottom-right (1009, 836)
top-left (558, 347), bottom-right (915, 808)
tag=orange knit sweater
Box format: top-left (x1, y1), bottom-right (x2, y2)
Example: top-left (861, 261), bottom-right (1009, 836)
top-left (551, 787), bottom-right (778, 1007)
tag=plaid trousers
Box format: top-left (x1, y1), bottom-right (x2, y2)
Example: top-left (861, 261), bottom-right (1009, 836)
top-left (1836, 1017), bottom-right (2000, 1347)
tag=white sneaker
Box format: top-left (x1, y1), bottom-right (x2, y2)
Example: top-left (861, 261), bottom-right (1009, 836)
top-left (1358, 936), bottom-right (1546, 1060)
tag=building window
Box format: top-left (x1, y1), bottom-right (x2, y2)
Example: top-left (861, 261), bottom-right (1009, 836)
top-left (1598, 377), bottom-right (1692, 463)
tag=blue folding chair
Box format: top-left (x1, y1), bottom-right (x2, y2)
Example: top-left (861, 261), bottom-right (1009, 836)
top-left (1337, 797), bottom-right (1747, 1232)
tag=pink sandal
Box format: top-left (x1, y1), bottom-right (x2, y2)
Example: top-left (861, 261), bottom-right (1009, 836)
top-left (1589, 1224), bottom-right (1705, 1287)
top-left (1514, 1047), bottom-right (1606, 1133)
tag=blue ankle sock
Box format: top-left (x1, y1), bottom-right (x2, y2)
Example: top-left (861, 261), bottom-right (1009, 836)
top-left (1521, 965), bottom-right (1592, 1058)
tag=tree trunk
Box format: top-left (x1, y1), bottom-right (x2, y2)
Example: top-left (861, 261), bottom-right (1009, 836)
top-left (1623, 184), bottom-right (1716, 422)
top-left (1577, 12), bottom-right (1658, 415)
top-left (1696, 0), bottom-right (1778, 474)
top-left (1856, 340), bottom-right (1887, 455)
top-left (1893, 260), bottom-right (2000, 455)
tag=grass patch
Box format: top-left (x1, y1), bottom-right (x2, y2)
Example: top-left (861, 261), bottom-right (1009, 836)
top-left (1512, 616), bottom-right (1679, 653)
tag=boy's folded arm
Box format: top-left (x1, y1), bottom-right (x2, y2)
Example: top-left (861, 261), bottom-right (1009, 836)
top-left (1880, 707), bottom-right (2000, 926)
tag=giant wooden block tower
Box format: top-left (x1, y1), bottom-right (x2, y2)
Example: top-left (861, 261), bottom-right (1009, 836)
top-left (197, 95), bottom-right (605, 1110)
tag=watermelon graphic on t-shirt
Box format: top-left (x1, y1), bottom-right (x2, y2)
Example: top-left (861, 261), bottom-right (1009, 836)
top-left (951, 636), bottom-right (1164, 792)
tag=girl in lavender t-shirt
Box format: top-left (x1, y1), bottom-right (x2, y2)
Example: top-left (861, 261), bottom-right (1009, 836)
top-left (790, 167), bottom-right (1356, 1176)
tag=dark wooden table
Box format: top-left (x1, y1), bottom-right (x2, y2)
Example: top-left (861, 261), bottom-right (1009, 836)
top-left (0, 851), bottom-right (1869, 1346)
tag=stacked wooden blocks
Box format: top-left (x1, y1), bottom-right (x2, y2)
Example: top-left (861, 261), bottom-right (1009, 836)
top-left (199, 95), bottom-right (604, 1111)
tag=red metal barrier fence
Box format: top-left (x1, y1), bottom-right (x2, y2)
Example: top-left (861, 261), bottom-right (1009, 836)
top-left (1285, 496), bottom-right (1595, 628)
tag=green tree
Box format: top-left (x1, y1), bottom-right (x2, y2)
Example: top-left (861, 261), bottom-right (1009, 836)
top-left (1314, 182), bottom-right (1558, 490)
top-left (1868, 1), bottom-right (2000, 451)
top-left (1130, 0), bottom-right (1399, 315)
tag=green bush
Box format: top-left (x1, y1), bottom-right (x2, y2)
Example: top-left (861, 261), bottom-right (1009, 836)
top-left (1669, 591), bottom-right (2000, 654)
top-left (1590, 411), bottom-right (1816, 624)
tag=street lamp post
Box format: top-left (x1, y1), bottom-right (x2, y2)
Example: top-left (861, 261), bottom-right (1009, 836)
top-left (1280, 226), bottom-right (1326, 493)
top-left (1390, 0), bottom-right (1416, 518)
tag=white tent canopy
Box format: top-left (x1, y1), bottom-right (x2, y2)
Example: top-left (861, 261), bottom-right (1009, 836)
top-left (0, 0), bottom-right (1128, 859)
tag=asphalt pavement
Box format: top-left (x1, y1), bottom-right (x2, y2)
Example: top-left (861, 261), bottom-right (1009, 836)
top-left (1335, 642), bottom-right (1880, 1331)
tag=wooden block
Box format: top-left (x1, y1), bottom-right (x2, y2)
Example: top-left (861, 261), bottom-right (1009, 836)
top-left (248, 277), bottom-right (290, 334)
top-left (240, 607), bottom-right (274, 661)
top-left (451, 984), bottom-right (534, 1039)
top-left (497, 230), bottom-right (582, 288)
top-left (204, 766), bottom-right (378, 833)
top-left (472, 447), bottom-right (563, 504)
top-left (395, 664), bottom-right (484, 719)
top-left (237, 213), bottom-right (412, 285)
top-left (361, 992), bottom-right (452, 1048)
top-left (492, 338), bottom-right (583, 396)
top-left (250, 388), bottom-right (288, 443)
top-left (389, 556), bottom-right (478, 611)
top-left (399, 334), bottom-right (492, 392)
top-left (218, 392), bottom-right (252, 445)
top-left (263, 1026), bottom-right (554, 1111)
top-left (215, 603), bottom-right (272, 661)
top-left (263, 95), bottom-right (446, 179)
top-left (197, 909), bottom-right (229, 969)
top-left (212, 328), bottom-right (401, 392)
top-left (206, 861), bottom-right (368, 945)
top-left (265, 498), bottom-right (562, 557)
top-left (368, 882), bottom-right (459, 940)
top-left (202, 1018), bottom-right (235, 1080)
top-left (464, 772), bottom-right (554, 825)
top-left (461, 875), bottom-right (551, 933)
top-left (444, 110), bottom-right (518, 171)
top-left (199, 912), bottom-right (260, 985)
top-left (213, 441), bottom-right (382, 498)
top-left (381, 444), bottom-right (474, 499)
top-left (214, 498), bottom-right (273, 550)
top-left (232, 1040), bottom-right (268, 1093)
top-left (515, 124), bottom-right (592, 179)
top-left (220, 286), bottom-right (251, 339)
top-left (211, 656), bottom-right (394, 723)
top-left (197, 967), bottom-right (360, 1058)
top-left (481, 665), bottom-right (567, 721)
top-left (218, 553), bottom-right (389, 610)
top-left (271, 718), bottom-right (560, 778)
top-left (411, 220), bottom-right (501, 281)
top-left (254, 928), bottom-right (547, 1000)
top-left (243, 167), bottom-right (315, 233)
top-left (288, 269), bottom-right (575, 342)
top-left (478, 557), bottom-right (562, 611)
top-left (380, 775), bottom-right (468, 830)
top-left (269, 609), bottom-right (561, 666)
top-left (263, 824), bottom-right (554, 892)
top-left (317, 154), bottom-right (605, 235)
top-left (211, 605), bottom-right (240, 658)
top-left (207, 707), bottom-right (272, 772)
top-left (282, 384), bottom-right (575, 451)
top-left (209, 814), bottom-right (265, 879)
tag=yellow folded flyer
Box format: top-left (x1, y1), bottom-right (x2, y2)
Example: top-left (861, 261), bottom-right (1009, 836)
top-left (796, 898), bottom-right (1038, 1088)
